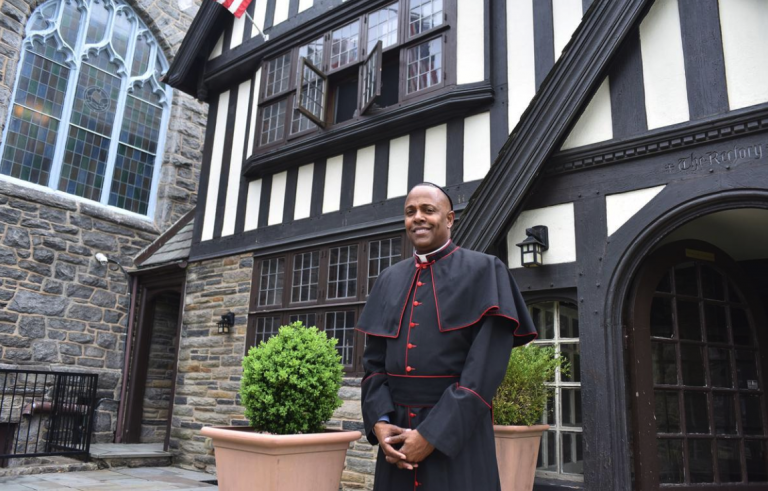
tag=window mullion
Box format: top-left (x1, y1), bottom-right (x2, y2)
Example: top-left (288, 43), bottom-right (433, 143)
top-left (47, 0), bottom-right (92, 191)
top-left (100, 19), bottom-right (138, 206)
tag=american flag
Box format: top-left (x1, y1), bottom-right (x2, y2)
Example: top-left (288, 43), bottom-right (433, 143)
top-left (215, 0), bottom-right (253, 19)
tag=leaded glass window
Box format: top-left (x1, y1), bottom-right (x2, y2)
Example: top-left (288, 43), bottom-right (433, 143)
top-left (292, 251), bottom-right (320, 303)
top-left (530, 300), bottom-right (584, 479)
top-left (328, 245), bottom-right (358, 299)
top-left (297, 59), bottom-right (327, 127)
top-left (291, 38), bottom-right (323, 134)
top-left (258, 257), bottom-right (285, 306)
top-left (260, 100), bottom-right (287, 145)
top-left (253, 316), bottom-right (282, 346)
top-left (406, 37), bottom-right (443, 94)
top-left (0, 0), bottom-right (172, 216)
top-left (289, 313), bottom-right (317, 329)
top-left (368, 237), bottom-right (402, 293)
top-left (250, 234), bottom-right (405, 373)
top-left (409, 0), bottom-right (443, 36)
top-left (368, 4), bottom-right (399, 53)
top-left (360, 41), bottom-right (383, 115)
top-left (326, 310), bottom-right (356, 366)
top-left (264, 52), bottom-right (292, 98)
top-left (330, 21), bottom-right (360, 71)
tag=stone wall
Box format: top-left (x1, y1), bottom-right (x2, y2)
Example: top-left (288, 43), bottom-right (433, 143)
top-left (0, 181), bottom-right (158, 443)
top-left (0, 0), bottom-right (206, 230)
top-left (140, 291), bottom-right (180, 443)
top-left (169, 254), bottom-right (377, 490)
top-left (169, 254), bottom-right (253, 470)
top-left (0, 0), bottom-right (208, 447)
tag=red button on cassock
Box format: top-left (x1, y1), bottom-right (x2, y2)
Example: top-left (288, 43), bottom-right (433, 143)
top-left (409, 412), bottom-right (417, 418)
top-left (406, 366), bottom-right (414, 372)
top-left (413, 301), bottom-right (420, 306)
top-left (417, 282), bottom-right (425, 287)
top-left (409, 322), bottom-right (417, 328)
top-left (407, 343), bottom-right (416, 349)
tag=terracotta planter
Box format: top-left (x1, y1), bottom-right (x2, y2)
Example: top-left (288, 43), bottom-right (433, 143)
top-left (201, 426), bottom-right (362, 491)
top-left (494, 424), bottom-right (549, 491)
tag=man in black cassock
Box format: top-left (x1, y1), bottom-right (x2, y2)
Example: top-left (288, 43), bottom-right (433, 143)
top-left (357, 183), bottom-right (538, 491)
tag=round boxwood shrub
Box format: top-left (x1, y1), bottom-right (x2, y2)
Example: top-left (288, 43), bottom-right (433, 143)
top-left (493, 344), bottom-right (569, 426)
top-left (240, 321), bottom-right (344, 435)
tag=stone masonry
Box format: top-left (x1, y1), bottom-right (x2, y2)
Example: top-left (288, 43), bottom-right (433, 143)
top-left (169, 255), bottom-right (377, 490)
top-left (0, 180), bottom-right (157, 443)
top-left (140, 291), bottom-right (181, 444)
top-left (0, 0), bottom-right (207, 230)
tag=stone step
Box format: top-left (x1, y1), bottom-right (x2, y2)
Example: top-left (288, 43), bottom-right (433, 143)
top-left (0, 457), bottom-right (99, 478)
top-left (89, 443), bottom-right (172, 469)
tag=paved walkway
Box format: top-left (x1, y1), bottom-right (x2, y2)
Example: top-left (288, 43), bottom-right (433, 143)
top-left (0, 467), bottom-right (218, 490)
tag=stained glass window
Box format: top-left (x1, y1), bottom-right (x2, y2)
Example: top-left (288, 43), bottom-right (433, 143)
top-left (0, 0), bottom-right (171, 216)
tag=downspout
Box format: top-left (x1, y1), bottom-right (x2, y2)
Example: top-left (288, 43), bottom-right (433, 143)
top-left (114, 273), bottom-right (138, 443)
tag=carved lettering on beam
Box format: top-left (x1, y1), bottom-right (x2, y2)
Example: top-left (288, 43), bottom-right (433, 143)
top-left (662, 142), bottom-right (765, 174)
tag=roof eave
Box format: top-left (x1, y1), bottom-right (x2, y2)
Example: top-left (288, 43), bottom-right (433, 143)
top-left (163, 1), bottom-right (230, 99)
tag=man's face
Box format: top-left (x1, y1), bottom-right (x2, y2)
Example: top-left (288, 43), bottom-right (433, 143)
top-left (404, 186), bottom-right (455, 253)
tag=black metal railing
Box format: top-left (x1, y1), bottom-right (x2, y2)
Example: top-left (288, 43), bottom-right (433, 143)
top-left (0, 369), bottom-right (98, 466)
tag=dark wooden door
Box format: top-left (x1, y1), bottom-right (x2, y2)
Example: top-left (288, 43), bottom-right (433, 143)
top-left (628, 240), bottom-right (768, 490)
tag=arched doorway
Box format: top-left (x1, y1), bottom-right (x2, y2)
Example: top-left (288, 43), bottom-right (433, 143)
top-left (627, 230), bottom-right (768, 488)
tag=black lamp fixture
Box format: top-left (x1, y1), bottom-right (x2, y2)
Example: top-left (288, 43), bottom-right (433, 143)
top-left (516, 226), bottom-right (549, 268)
top-left (217, 312), bottom-right (235, 334)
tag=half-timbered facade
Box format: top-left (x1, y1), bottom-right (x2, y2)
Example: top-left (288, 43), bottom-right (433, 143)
top-left (155, 0), bottom-right (767, 489)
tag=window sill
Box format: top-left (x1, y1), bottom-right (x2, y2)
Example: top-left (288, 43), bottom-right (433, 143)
top-left (243, 81), bottom-right (493, 178)
top-left (0, 175), bottom-right (159, 233)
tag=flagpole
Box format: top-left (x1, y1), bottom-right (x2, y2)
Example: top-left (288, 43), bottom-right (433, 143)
top-left (243, 10), bottom-right (269, 40)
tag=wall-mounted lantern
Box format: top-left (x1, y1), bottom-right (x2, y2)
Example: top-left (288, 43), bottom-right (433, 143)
top-left (217, 312), bottom-right (235, 334)
top-left (516, 226), bottom-right (549, 268)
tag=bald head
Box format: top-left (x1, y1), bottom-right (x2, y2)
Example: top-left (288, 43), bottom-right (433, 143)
top-left (404, 185), bottom-right (455, 253)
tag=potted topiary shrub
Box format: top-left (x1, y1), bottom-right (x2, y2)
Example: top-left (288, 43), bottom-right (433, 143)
top-left (201, 322), bottom-right (361, 491)
top-left (493, 344), bottom-right (568, 491)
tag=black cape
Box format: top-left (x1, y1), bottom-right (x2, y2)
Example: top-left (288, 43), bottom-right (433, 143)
top-left (357, 241), bottom-right (537, 491)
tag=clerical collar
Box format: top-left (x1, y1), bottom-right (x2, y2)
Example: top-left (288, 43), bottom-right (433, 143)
top-left (414, 240), bottom-right (456, 263)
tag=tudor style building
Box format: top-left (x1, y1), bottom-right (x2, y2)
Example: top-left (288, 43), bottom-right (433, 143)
top-left (154, 0), bottom-right (767, 489)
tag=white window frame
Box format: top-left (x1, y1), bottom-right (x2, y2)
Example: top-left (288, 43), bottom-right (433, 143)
top-left (529, 300), bottom-right (584, 482)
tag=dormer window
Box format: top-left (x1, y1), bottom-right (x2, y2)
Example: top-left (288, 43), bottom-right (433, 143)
top-left (254, 0), bottom-right (455, 153)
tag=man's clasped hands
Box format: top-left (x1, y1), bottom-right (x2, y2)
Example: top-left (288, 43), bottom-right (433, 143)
top-left (373, 421), bottom-right (435, 471)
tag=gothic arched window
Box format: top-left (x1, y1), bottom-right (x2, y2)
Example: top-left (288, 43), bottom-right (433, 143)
top-left (0, 0), bottom-right (172, 216)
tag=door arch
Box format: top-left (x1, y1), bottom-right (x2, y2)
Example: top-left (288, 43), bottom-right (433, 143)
top-left (627, 240), bottom-right (768, 489)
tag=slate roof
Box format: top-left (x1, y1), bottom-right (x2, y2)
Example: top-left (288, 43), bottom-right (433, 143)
top-left (134, 211), bottom-right (195, 268)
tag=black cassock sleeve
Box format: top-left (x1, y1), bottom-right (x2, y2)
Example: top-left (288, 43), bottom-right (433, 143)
top-left (361, 334), bottom-right (395, 445)
top-left (416, 315), bottom-right (515, 458)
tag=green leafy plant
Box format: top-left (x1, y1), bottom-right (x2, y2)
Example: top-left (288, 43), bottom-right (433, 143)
top-left (240, 321), bottom-right (343, 435)
top-left (493, 344), bottom-right (569, 426)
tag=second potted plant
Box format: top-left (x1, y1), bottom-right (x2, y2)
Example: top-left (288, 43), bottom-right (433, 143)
top-left (493, 343), bottom-right (568, 491)
top-left (201, 322), bottom-right (361, 491)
